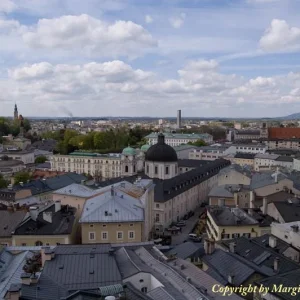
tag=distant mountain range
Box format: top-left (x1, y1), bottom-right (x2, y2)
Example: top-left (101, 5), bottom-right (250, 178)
top-left (280, 113), bottom-right (300, 120)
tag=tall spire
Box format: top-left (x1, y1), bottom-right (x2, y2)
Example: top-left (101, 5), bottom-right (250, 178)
top-left (14, 103), bottom-right (18, 120)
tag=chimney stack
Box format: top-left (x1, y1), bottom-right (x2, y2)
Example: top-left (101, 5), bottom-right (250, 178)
top-left (249, 191), bottom-right (255, 208)
top-left (274, 257), bottom-right (279, 272)
top-left (229, 242), bottom-right (236, 253)
top-left (29, 206), bottom-right (38, 221)
top-left (204, 239), bottom-right (215, 255)
top-left (262, 197), bottom-right (268, 215)
top-left (291, 225), bottom-right (299, 233)
top-left (55, 201), bottom-right (61, 212)
top-left (228, 274), bottom-right (235, 284)
top-left (41, 247), bottom-right (55, 267)
top-left (269, 236), bottom-right (277, 248)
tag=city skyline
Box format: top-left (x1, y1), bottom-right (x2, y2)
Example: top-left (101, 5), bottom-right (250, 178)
top-left (1, 0), bottom-right (300, 117)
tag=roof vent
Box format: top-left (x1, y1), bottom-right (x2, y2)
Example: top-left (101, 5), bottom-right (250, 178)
top-left (89, 270), bottom-right (94, 274)
top-left (59, 265), bottom-right (64, 270)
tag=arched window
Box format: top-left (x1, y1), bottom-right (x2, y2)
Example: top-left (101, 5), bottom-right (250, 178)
top-left (125, 165), bottom-right (129, 173)
top-left (35, 241), bottom-right (43, 246)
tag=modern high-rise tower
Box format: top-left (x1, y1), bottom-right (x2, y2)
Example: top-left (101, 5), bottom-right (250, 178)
top-left (177, 110), bottom-right (181, 128)
top-left (14, 104), bottom-right (18, 120)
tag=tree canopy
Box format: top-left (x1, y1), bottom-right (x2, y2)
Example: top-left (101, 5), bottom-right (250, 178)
top-left (188, 139), bottom-right (207, 147)
top-left (35, 156), bottom-right (47, 164)
top-left (14, 171), bottom-right (32, 185)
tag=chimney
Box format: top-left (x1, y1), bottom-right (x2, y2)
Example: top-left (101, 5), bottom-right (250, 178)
top-left (229, 242), bottom-right (236, 253)
top-left (43, 211), bottom-right (52, 223)
top-left (55, 201), bottom-right (61, 212)
top-left (274, 167), bottom-right (279, 183)
top-left (291, 225), bottom-right (299, 233)
top-left (274, 257), bottom-right (279, 272)
top-left (228, 274), bottom-right (235, 284)
top-left (41, 247), bottom-right (55, 267)
top-left (262, 197), bottom-right (268, 215)
top-left (30, 274), bottom-right (39, 284)
top-left (21, 273), bottom-right (31, 285)
top-left (269, 236), bottom-right (277, 248)
top-left (204, 239), bottom-right (215, 255)
top-left (29, 206), bottom-right (38, 221)
top-left (218, 198), bottom-right (225, 207)
top-left (249, 191), bottom-right (255, 208)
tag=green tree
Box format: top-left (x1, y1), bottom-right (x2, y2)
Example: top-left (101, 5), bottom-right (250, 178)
top-left (0, 175), bottom-right (8, 188)
top-left (35, 156), bottom-right (47, 164)
top-left (188, 139), bottom-right (207, 147)
top-left (14, 171), bottom-right (32, 185)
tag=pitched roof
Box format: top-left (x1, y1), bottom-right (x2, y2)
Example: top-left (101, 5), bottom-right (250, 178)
top-left (14, 204), bottom-right (76, 236)
top-left (80, 189), bottom-right (144, 223)
top-left (168, 257), bottom-right (243, 300)
top-left (207, 207), bottom-right (258, 226)
top-left (219, 164), bottom-right (252, 178)
top-left (20, 245), bottom-right (122, 300)
top-left (250, 172), bottom-right (288, 190)
top-left (202, 249), bottom-right (255, 285)
top-left (53, 183), bottom-right (101, 198)
top-left (268, 127), bottom-right (300, 139)
top-left (166, 242), bottom-right (204, 259)
top-left (208, 185), bottom-right (234, 198)
top-left (0, 249), bottom-right (35, 299)
top-left (219, 236), bottom-right (299, 276)
top-left (272, 202), bottom-right (300, 222)
top-left (0, 210), bottom-right (27, 237)
top-left (178, 159), bottom-right (210, 168)
top-left (96, 159), bottom-right (230, 203)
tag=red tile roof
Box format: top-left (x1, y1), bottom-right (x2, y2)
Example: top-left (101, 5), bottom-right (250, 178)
top-left (268, 128), bottom-right (300, 139)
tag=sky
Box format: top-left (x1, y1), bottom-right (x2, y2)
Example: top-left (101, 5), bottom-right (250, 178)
top-left (1, 0), bottom-right (300, 118)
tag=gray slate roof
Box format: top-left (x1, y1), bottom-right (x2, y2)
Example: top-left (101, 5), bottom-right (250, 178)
top-left (0, 210), bottom-right (27, 237)
top-left (0, 249), bottom-right (35, 299)
top-left (166, 241), bottom-right (204, 260)
top-left (202, 249), bottom-right (255, 285)
top-left (80, 189), bottom-right (144, 223)
top-left (272, 202), bottom-right (300, 222)
top-left (250, 172), bottom-right (288, 190)
top-left (53, 183), bottom-right (101, 198)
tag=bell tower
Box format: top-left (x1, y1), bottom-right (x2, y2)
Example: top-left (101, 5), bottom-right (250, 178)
top-left (14, 104), bottom-right (18, 120)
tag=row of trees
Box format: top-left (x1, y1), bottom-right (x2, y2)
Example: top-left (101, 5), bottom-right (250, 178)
top-left (42, 127), bottom-right (152, 155)
top-left (0, 117), bottom-right (31, 142)
top-left (180, 125), bottom-right (226, 141)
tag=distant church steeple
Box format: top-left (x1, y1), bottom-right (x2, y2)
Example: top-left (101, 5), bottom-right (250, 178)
top-left (14, 103), bottom-right (18, 120)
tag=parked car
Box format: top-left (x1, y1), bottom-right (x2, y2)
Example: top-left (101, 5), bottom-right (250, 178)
top-left (188, 233), bottom-right (202, 242)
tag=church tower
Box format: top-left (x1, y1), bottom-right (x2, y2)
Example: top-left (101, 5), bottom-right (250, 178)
top-left (14, 104), bottom-right (18, 120)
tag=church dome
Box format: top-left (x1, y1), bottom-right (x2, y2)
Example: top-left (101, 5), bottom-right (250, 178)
top-left (141, 144), bottom-right (150, 152)
top-left (145, 133), bottom-right (178, 162)
top-left (122, 146), bottom-right (137, 156)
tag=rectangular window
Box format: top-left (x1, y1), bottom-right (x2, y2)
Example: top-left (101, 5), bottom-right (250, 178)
top-left (156, 203), bottom-right (159, 208)
top-left (155, 166), bottom-right (158, 174)
top-left (89, 224), bottom-right (94, 228)
top-left (22, 243), bottom-right (27, 246)
top-left (165, 166), bottom-right (169, 175)
top-left (155, 214), bottom-right (160, 222)
top-left (129, 223), bottom-right (134, 227)
top-left (102, 232), bottom-right (108, 240)
top-left (117, 231), bottom-right (123, 240)
top-left (147, 165), bottom-right (149, 173)
top-left (89, 232), bottom-right (95, 240)
top-left (128, 231), bottom-right (135, 239)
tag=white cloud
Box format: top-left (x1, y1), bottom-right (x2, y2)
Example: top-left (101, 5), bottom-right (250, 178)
top-left (145, 15), bottom-right (153, 24)
top-left (3, 59), bottom-right (300, 117)
top-left (169, 13), bottom-right (186, 29)
top-left (22, 14), bottom-right (156, 57)
top-left (260, 19), bottom-right (300, 52)
top-left (0, 0), bottom-right (17, 13)
top-left (0, 14), bottom-right (156, 59)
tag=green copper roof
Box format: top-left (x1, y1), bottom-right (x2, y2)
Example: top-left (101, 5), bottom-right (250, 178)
top-left (122, 147), bottom-right (136, 156)
top-left (141, 144), bottom-right (150, 152)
